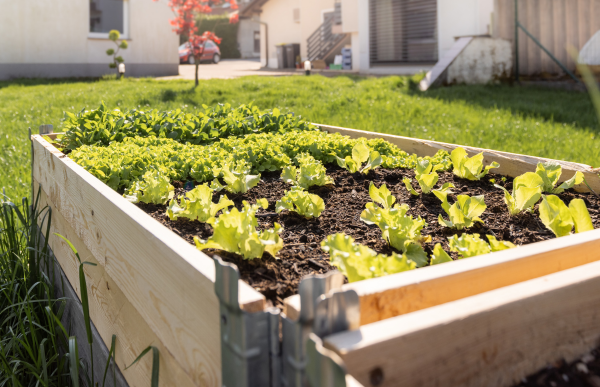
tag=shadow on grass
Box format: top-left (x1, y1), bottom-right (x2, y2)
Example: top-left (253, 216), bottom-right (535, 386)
top-left (417, 83), bottom-right (599, 131)
top-left (0, 77), bottom-right (105, 89)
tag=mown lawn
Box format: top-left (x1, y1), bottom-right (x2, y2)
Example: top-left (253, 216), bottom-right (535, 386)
top-left (1, 75), bottom-right (598, 199)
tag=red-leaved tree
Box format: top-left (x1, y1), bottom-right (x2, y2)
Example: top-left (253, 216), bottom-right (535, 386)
top-left (159, 0), bottom-right (239, 86)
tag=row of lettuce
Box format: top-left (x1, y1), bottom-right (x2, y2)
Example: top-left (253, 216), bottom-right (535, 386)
top-left (56, 104), bottom-right (597, 283)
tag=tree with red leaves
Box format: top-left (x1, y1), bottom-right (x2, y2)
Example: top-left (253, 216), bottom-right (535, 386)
top-left (158, 0), bottom-right (239, 86)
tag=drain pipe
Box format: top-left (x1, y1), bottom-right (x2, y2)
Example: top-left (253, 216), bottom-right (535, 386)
top-left (259, 21), bottom-right (269, 68)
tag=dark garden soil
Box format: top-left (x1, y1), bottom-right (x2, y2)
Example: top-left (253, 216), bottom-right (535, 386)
top-left (136, 164), bottom-right (600, 308)
top-left (515, 347), bottom-right (600, 387)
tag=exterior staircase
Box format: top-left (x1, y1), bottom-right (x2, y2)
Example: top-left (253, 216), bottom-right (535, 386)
top-left (307, 16), bottom-right (349, 62)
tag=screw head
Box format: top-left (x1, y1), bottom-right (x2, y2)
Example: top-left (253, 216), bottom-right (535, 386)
top-left (369, 367), bottom-right (384, 386)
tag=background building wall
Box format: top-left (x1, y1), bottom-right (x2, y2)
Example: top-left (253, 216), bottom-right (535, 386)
top-left (259, 0), bottom-right (302, 68)
top-left (0, 0), bottom-right (178, 79)
top-left (237, 19), bottom-right (261, 58)
top-left (437, 0), bottom-right (494, 61)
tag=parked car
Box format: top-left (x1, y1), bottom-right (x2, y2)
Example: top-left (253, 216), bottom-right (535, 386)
top-left (179, 41), bottom-right (221, 64)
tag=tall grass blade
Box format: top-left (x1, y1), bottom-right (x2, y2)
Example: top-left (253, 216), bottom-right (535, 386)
top-left (68, 336), bottom-right (80, 387)
top-left (126, 345), bottom-right (160, 387)
top-left (102, 334), bottom-right (117, 387)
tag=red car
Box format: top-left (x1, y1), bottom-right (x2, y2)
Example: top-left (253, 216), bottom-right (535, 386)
top-left (179, 41), bottom-right (221, 64)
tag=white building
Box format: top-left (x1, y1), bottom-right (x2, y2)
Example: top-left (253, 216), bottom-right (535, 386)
top-left (242, 0), bottom-right (494, 74)
top-left (0, 0), bottom-right (179, 80)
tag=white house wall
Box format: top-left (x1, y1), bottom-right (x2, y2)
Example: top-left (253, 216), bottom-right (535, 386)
top-left (437, 0), bottom-right (494, 60)
top-left (0, 0), bottom-right (178, 79)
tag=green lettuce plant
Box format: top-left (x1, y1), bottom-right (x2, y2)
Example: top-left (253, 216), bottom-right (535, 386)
top-left (494, 172), bottom-right (543, 215)
top-left (403, 159), bottom-right (445, 195)
top-left (276, 187), bottom-right (325, 218)
top-left (429, 243), bottom-right (452, 265)
top-left (538, 195), bottom-right (595, 237)
top-left (433, 183), bottom-right (486, 230)
top-left (334, 142), bottom-right (382, 174)
top-left (166, 184), bottom-right (233, 222)
top-left (213, 162), bottom-right (261, 194)
top-left (124, 170), bottom-right (174, 205)
top-left (360, 183), bottom-right (429, 266)
top-left (448, 233), bottom-right (516, 259)
top-left (321, 233), bottom-right (416, 282)
top-left (450, 147), bottom-right (499, 181)
top-left (281, 153), bottom-right (334, 188)
top-left (536, 162), bottom-right (585, 194)
top-left (194, 199), bottom-right (283, 259)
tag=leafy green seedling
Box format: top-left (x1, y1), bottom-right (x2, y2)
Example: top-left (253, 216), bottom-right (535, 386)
top-left (194, 199), bottom-right (283, 259)
top-left (403, 159), bottom-right (444, 195)
top-left (281, 153), bottom-right (334, 189)
top-left (321, 233), bottom-right (416, 282)
top-left (124, 170), bottom-right (174, 205)
top-left (535, 162), bottom-right (585, 194)
top-left (167, 184), bottom-right (234, 222)
top-left (486, 235), bottom-right (517, 251)
top-left (538, 195), bottom-right (594, 237)
top-left (361, 183), bottom-right (429, 266)
top-left (334, 142), bottom-right (382, 174)
top-left (448, 233), bottom-right (491, 258)
top-left (215, 162), bottom-right (261, 194)
top-left (494, 172), bottom-right (543, 215)
top-left (450, 147), bottom-right (499, 181)
top-left (433, 183), bottom-right (486, 230)
top-left (429, 243), bottom-right (453, 265)
top-left (276, 186), bottom-right (325, 218)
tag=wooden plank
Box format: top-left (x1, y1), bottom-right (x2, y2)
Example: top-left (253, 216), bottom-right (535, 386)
top-left (316, 123), bottom-right (600, 193)
top-left (32, 135), bottom-right (265, 387)
top-left (42, 229), bottom-right (129, 387)
top-left (527, 0), bottom-right (541, 75)
top-left (539, 0), bottom-right (555, 73)
top-left (324, 259), bottom-right (600, 387)
top-left (37, 183), bottom-right (198, 387)
top-left (286, 225), bottom-right (600, 325)
top-left (553, 0), bottom-right (567, 72)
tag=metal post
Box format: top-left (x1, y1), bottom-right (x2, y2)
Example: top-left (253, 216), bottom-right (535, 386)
top-left (514, 0), bottom-right (519, 82)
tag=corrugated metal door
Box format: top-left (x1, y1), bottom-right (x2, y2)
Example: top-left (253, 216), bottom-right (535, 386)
top-left (369, 0), bottom-right (438, 64)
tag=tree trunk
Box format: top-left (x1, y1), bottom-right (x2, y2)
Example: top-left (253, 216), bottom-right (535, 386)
top-left (194, 61), bottom-right (199, 87)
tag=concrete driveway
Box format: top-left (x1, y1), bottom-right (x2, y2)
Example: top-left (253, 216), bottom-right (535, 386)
top-left (157, 59), bottom-right (295, 80)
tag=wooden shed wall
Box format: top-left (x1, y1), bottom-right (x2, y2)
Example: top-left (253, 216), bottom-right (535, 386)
top-left (493, 0), bottom-right (600, 75)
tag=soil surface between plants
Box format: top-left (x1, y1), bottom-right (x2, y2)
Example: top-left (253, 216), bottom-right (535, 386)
top-left (136, 164), bottom-right (600, 308)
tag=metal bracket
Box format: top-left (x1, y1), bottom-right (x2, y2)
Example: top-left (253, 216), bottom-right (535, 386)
top-left (306, 333), bottom-right (348, 387)
top-left (39, 124), bottom-right (53, 135)
top-left (281, 272), bottom-right (359, 387)
top-left (214, 256), bottom-right (280, 387)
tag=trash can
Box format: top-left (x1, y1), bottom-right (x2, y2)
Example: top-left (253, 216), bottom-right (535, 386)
top-left (285, 44), bottom-right (301, 69)
top-left (276, 45), bottom-right (288, 69)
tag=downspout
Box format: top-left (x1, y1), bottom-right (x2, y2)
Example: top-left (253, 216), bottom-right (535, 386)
top-left (259, 21), bottom-right (268, 68)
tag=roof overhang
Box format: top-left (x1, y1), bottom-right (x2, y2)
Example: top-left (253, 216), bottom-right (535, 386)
top-left (240, 0), bottom-right (270, 18)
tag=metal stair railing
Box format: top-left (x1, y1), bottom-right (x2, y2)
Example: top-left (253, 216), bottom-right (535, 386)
top-left (307, 16), bottom-right (346, 61)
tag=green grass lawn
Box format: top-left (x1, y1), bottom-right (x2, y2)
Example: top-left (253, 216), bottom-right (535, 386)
top-left (1, 75), bottom-right (598, 200)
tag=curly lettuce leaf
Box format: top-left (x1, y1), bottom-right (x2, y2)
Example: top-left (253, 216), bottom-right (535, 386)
top-left (539, 195), bottom-right (594, 237)
top-left (167, 184), bottom-right (233, 222)
top-left (433, 184), bottom-right (486, 230)
top-left (368, 182), bottom-right (396, 209)
top-left (536, 162), bottom-right (585, 194)
top-left (494, 172), bottom-right (543, 216)
top-left (321, 233), bottom-right (416, 283)
top-left (282, 153), bottom-right (334, 189)
top-left (429, 243), bottom-right (453, 265)
top-left (451, 147), bottom-right (499, 181)
top-left (335, 142), bottom-right (382, 175)
top-left (194, 199), bottom-right (283, 259)
top-left (219, 162), bottom-right (261, 194)
top-left (448, 233), bottom-right (491, 258)
top-left (124, 170), bottom-right (174, 205)
top-left (276, 186), bottom-right (325, 218)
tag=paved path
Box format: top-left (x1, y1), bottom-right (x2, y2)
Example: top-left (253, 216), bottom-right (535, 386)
top-left (157, 59), bottom-right (294, 80)
top-left (156, 59), bottom-right (431, 81)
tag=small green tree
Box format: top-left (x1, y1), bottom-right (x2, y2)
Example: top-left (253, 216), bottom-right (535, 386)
top-left (106, 30), bottom-right (128, 78)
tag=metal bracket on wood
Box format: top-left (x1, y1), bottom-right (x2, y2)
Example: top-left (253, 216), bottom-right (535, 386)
top-left (214, 255), bottom-right (281, 387)
top-left (39, 124), bottom-right (54, 135)
top-left (281, 272), bottom-right (359, 387)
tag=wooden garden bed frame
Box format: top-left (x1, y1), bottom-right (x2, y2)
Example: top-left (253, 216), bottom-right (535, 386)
top-left (32, 124), bottom-right (600, 387)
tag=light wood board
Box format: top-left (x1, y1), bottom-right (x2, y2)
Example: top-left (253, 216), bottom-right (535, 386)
top-left (37, 184), bottom-right (197, 387)
top-left (324, 259), bottom-right (600, 387)
top-left (317, 123), bottom-right (600, 193)
top-left (32, 135), bottom-right (265, 387)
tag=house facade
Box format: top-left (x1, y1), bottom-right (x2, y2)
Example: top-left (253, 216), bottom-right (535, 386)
top-left (243, 0), bottom-right (494, 73)
top-left (0, 0), bottom-right (179, 80)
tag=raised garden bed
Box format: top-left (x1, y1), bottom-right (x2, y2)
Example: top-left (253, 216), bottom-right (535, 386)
top-left (32, 109), bottom-right (600, 386)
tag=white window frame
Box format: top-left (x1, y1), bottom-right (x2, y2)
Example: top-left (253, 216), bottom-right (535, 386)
top-left (88, 0), bottom-right (130, 40)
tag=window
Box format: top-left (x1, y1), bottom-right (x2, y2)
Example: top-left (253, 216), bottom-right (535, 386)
top-left (293, 8), bottom-right (300, 23)
top-left (89, 0), bottom-right (129, 39)
top-left (205, 41), bottom-right (216, 49)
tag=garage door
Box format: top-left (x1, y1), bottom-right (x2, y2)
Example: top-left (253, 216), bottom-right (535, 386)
top-left (369, 0), bottom-right (438, 64)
